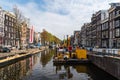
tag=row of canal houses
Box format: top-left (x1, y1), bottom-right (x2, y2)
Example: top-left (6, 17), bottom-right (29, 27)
top-left (72, 3), bottom-right (120, 49)
top-left (0, 7), bottom-right (41, 49)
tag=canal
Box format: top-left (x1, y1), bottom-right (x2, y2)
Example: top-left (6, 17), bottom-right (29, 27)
top-left (0, 49), bottom-right (118, 80)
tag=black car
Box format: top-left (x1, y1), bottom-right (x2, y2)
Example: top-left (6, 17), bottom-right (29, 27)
top-left (28, 45), bottom-right (36, 49)
top-left (0, 47), bottom-right (11, 53)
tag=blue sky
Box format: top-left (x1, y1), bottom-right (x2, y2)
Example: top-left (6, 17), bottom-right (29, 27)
top-left (0, 0), bottom-right (120, 39)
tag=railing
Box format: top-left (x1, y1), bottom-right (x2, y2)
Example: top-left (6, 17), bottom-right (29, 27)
top-left (88, 48), bottom-right (120, 57)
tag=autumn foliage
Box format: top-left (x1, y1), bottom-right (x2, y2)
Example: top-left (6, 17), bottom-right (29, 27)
top-left (40, 29), bottom-right (61, 45)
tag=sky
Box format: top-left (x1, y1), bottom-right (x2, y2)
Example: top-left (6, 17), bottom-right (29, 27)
top-left (0, 0), bottom-right (120, 40)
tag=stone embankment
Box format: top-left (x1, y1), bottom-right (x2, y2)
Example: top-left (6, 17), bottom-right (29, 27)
top-left (88, 51), bottom-right (120, 80)
top-left (0, 47), bottom-right (46, 67)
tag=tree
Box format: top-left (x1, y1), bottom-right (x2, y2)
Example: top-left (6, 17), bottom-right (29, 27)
top-left (13, 5), bottom-right (25, 49)
top-left (41, 29), bottom-right (48, 45)
top-left (40, 29), bottom-right (61, 46)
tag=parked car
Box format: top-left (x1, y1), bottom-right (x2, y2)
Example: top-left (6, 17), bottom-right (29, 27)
top-left (29, 45), bottom-right (36, 49)
top-left (0, 47), bottom-right (11, 53)
top-left (4, 45), bottom-right (12, 50)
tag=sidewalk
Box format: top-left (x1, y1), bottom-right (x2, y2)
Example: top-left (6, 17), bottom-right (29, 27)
top-left (0, 46), bottom-right (47, 59)
top-left (0, 48), bottom-right (45, 60)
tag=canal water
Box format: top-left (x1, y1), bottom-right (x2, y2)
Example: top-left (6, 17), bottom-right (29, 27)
top-left (0, 49), bottom-right (118, 80)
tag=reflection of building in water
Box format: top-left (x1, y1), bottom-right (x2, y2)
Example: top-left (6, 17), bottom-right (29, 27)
top-left (64, 65), bottom-right (73, 79)
top-left (73, 65), bottom-right (92, 80)
top-left (55, 65), bottom-right (73, 80)
top-left (0, 62), bottom-right (21, 79)
top-left (20, 59), bottom-right (27, 77)
top-left (0, 57), bottom-right (34, 80)
top-left (59, 71), bottom-right (67, 79)
top-left (33, 54), bottom-right (38, 65)
top-left (55, 65), bottom-right (93, 80)
top-left (55, 65), bottom-right (62, 74)
top-left (73, 65), bottom-right (87, 73)
top-left (0, 50), bottom-right (56, 80)
top-left (29, 56), bottom-right (33, 70)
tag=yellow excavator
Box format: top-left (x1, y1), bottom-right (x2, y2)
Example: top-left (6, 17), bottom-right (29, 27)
top-left (56, 37), bottom-right (87, 60)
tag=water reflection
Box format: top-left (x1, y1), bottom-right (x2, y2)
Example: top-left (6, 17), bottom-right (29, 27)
top-left (0, 52), bottom-right (42, 80)
top-left (0, 50), bottom-right (55, 80)
top-left (57, 65), bottom-right (73, 79)
top-left (40, 49), bottom-right (55, 67)
top-left (0, 57), bottom-right (32, 80)
top-left (73, 65), bottom-right (87, 73)
top-left (55, 64), bottom-right (92, 80)
top-left (0, 49), bottom-right (118, 80)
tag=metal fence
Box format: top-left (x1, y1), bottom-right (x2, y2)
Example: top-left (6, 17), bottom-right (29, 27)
top-left (88, 48), bottom-right (120, 57)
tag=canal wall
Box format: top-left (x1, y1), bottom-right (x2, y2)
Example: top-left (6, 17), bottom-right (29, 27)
top-left (88, 54), bottom-right (120, 80)
top-left (0, 48), bottom-right (45, 68)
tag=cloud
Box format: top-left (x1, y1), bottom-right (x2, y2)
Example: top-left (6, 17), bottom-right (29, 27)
top-left (0, 0), bottom-right (120, 39)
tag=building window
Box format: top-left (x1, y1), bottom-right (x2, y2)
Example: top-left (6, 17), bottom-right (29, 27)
top-left (12, 28), bottom-right (14, 32)
top-left (102, 31), bottom-right (106, 38)
top-left (110, 22), bottom-right (112, 29)
top-left (106, 31), bottom-right (108, 38)
top-left (9, 22), bottom-right (11, 26)
top-left (12, 18), bottom-right (14, 22)
top-left (113, 40), bottom-right (117, 48)
top-left (0, 27), bottom-right (3, 32)
top-left (6, 16), bottom-right (8, 20)
top-left (102, 23), bottom-right (108, 30)
top-left (102, 24), bottom-right (104, 30)
top-left (116, 10), bottom-right (120, 16)
top-left (9, 27), bottom-right (11, 32)
top-left (113, 11), bottom-right (115, 17)
top-left (9, 17), bottom-right (11, 21)
top-left (5, 26), bottom-right (7, 31)
top-left (115, 20), bottom-right (120, 27)
top-left (117, 40), bottom-right (120, 48)
top-left (109, 13), bottom-right (112, 20)
top-left (115, 28), bottom-right (120, 37)
top-left (9, 33), bottom-right (10, 38)
top-left (12, 23), bottom-right (13, 26)
top-left (106, 22), bottom-right (108, 29)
